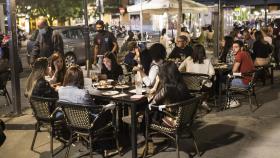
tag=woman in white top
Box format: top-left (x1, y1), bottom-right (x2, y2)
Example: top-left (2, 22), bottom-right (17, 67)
top-left (179, 44), bottom-right (215, 78)
top-left (179, 44), bottom-right (215, 111)
top-left (137, 43), bottom-right (166, 87)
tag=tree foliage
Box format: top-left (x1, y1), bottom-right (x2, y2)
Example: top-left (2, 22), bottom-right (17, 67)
top-left (17, 0), bottom-right (83, 25)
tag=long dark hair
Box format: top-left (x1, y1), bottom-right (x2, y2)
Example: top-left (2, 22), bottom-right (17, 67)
top-left (158, 61), bottom-right (190, 102)
top-left (149, 43), bottom-right (166, 62)
top-left (192, 44), bottom-right (206, 64)
top-left (140, 49), bottom-right (152, 75)
top-left (254, 31), bottom-right (266, 44)
top-left (104, 52), bottom-right (118, 67)
top-left (224, 36), bottom-right (234, 54)
top-left (220, 36), bottom-right (234, 62)
top-left (63, 65), bottom-right (84, 89)
top-left (50, 52), bottom-right (66, 83)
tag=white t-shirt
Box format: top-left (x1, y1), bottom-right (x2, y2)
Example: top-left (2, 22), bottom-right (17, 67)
top-left (179, 57), bottom-right (215, 77)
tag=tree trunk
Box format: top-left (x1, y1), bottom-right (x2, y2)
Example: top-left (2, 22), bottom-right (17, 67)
top-left (177, 0), bottom-right (182, 37)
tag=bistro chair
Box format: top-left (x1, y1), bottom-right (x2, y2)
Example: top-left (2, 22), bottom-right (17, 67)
top-left (143, 95), bottom-right (202, 158)
top-left (255, 64), bottom-right (274, 85)
top-left (29, 96), bottom-right (67, 157)
top-left (225, 71), bottom-right (261, 111)
top-left (0, 70), bottom-right (12, 106)
top-left (181, 72), bottom-right (216, 106)
top-left (57, 102), bottom-right (121, 158)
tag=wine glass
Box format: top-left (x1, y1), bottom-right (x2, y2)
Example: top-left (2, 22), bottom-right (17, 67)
top-left (118, 75), bottom-right (125, 94)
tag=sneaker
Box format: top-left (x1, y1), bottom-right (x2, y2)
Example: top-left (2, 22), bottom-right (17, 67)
top-left (229, 99), bottom-right (240, 108)
top-left (201, 101), bottom-right (212, 112)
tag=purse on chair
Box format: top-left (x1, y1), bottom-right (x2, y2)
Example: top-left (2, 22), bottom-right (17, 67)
top-left (0, 119), bottom-right (6, 147)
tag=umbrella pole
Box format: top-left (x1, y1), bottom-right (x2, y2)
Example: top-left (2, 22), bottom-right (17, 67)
top-left (140, 0), bottom-right (143, 41)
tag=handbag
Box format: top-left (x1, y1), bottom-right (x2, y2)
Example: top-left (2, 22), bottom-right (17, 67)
top-left (0, 119), bottom-right (6, 147)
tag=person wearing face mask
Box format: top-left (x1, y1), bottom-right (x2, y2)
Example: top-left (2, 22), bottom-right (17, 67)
top-left (93, 20), bottom-right (118, 64)
top-left (31, 17), bottom-right (64, 64)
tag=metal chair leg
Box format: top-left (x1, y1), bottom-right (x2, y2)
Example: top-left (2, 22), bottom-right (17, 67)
top-left (31, 123), bottom-right (39, 150)
top-left (49, 124), bottom-right (54, 157)
top-left (65, 132), bottom-right (73, 158)
top-left (5, 88), bottom-right (12, 105)
top-left (114, 106), bottom-right (121, 156)
top-left (176, 134), bottom-right (180, 158)
top-left (89, 134), bottom-right (93, 158)
top-left (248, 92), bottom-right (253, 111)
top-left (191, 131), bottom-right (200, 157)
top-left (143, 109), bottom-right (149, 158)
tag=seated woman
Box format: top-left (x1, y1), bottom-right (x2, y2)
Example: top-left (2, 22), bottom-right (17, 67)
top-left (124, 41), bottom-right (140, 72)
top-left (179, 44), bottom-right (215, 78)
top-left (25, 57), bottom-right (58, 99)
top-left (150, 61), bottom-right (192, 126)
top-left (137, 43), bottom-right (166, 87)
top-left (101, 52), bottom-right (123, 81)
top-left (178, 44), bottom-right (215, 110)
top-left (219, 36), bottom-right (234, 64)
top-left (253, 31), bottom-right (272, 66)
top-left (49, 52), bottom-right (66, 85)
top-left (58, 65), bottom-right (94, 105)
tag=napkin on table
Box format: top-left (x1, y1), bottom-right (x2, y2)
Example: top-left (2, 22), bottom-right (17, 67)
top-left (130, 94), bottom-right (145, 99)
top-left (112, 93), bottom-right (128, 98)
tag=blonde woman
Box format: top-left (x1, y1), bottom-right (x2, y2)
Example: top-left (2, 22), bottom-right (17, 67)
top-left (25, 57), bottom-right (58, 99)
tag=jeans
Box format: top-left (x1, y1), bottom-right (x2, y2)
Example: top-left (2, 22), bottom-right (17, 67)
top-left (231, 78), bottom-right (249, 88)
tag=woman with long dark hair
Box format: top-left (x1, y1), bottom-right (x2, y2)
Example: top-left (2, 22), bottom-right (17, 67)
top-left (151, 61), bottom-right (192, 106)
top-left (49, 52), bottom-right (66, 85)
top-left (138, 43), bottom-right (166, 87)
top-left (253, 30), bottom-right (272, 66)
top-left (101, 52), bottom-right (123, 80)
top-left (219, 36), bottom-right (234, 64)
top-left (58, 65), bottom-right (93, 104)
top-left (179, 44), bottom-right (215, 77)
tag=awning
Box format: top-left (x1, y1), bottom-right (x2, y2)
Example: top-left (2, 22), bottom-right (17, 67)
top-left (194, 0), bottom-right (280, 6)
top-left (127, 0), bottom-right (208, 14)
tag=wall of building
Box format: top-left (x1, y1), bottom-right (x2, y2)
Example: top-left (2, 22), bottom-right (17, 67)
top-left (0, 4), bottom-right (5, 33)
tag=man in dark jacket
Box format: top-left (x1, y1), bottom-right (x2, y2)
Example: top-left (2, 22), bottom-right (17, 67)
top-left (31, 18), bottom-right (63, 63)
top-left (93, 20), bottom-right (118, 64)
top-left (169, 35), bottom-right (193, 59)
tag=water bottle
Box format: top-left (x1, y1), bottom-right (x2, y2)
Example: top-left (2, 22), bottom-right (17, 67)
top-left (135, 71), bottom-right (142, 95)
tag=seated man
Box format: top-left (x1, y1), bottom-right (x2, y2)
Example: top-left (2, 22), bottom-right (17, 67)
top-left (231, 40), bottom-right (255, 89)
top-left (168, 35), bottom-right (193, 59)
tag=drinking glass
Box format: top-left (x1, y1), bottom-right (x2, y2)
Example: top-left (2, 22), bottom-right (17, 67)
top-left (91, 71), bottom-right (98, 84)
top-left (118, 75), bottom-right (125, 94)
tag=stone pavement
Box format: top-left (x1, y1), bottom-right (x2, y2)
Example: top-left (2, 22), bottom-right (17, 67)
top-left (1, 71), bottom-right (280, 158)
